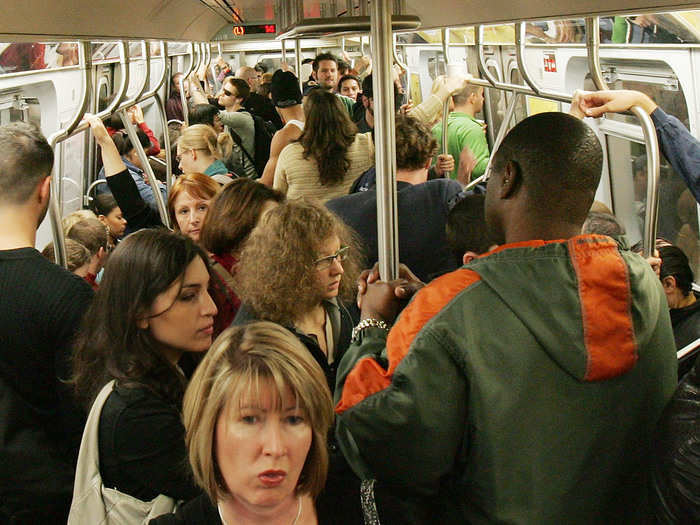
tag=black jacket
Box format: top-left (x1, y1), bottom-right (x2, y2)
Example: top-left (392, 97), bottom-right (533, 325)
top-left (652, 358), bottom-right (700, 523)
top-left (232, 299), bottom-right (355, 393)
top-left (670, 292), bottom-right (700, 377)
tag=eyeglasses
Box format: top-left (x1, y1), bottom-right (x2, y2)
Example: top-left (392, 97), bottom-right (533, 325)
top-left (176, 149), bottom-right (200, 162)
top-left (220, 88), bottom-right (235, 98)
top-left (313, 246), bottom-right (349, 270)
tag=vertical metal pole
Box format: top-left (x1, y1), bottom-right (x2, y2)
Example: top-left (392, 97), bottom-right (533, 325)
top-left (118, 109), bottom-right (171, 228)
top-left (392, 33), bottom-right (409, 101)
top-left (281, 39), bottom-right (287, 64)
top-left (295, 39), bottom-right (303, 90)
top-left (441, 28), bottom-right (451, 156)
top-left (371, 0), bottom-right (399, 281)
top-left (360, 0), bottom-right (368, 16)
top-left (586, 16), bottom-right (660, 257)
top-left (48, 40), bottom-right (92, 267)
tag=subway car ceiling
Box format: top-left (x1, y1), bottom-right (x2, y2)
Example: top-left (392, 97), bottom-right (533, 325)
top-left (4, 0), bottom-right (700, 42)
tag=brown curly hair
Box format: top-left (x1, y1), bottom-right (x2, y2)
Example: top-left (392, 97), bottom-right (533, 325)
top-left (236, 199), bottom-right (363, 325)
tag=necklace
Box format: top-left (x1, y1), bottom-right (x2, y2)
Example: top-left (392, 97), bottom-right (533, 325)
top-left (217, 495), bottom-right (303, 525)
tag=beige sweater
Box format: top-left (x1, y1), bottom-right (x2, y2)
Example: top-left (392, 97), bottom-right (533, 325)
top-left (273, 132), bottom-right (375, 203)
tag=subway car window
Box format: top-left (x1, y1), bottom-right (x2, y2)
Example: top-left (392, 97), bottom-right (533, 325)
top-left (607, 135), bottom-right (700, 276)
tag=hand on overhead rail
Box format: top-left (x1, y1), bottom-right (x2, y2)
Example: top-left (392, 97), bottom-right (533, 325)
top-left (570, 89), bottom-right (658, 119)
top-left (127, 105), bottom-right (144, 124)
top-left (83, 114), bottom-right (111, 145)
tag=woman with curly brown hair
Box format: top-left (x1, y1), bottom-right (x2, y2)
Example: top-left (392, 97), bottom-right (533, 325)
top-left (233, 199), bottom-right (362, 391)
top-left (272, 89), bottom-right (374, 203)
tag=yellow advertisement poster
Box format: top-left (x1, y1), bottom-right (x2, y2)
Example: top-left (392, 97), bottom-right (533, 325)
top-left (526, 96), bottom-right (560, 115)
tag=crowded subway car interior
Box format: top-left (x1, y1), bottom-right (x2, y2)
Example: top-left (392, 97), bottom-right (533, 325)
top-left (3, 0), bottom-right (700, 523)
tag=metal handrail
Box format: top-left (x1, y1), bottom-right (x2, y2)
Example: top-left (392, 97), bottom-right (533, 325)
top-left (586, 16), bottom-right (660, 258)
top-left (84, 178), bottom-right (108, 206)
top-left (392, 32), bottom-right (410, 104)
top-left (475, 26), bottom-right (532, 95)
top-left (677, 337), bottom-right (700, 361)
top-left (142, 41), bottom-right (168, 99)
top-left (122, 41), bottom-right (150, 108)
top-left (55, 41), bottom-right (131, 143)
top-left (295, 39), bottom-right (303, 90)
top-left (147, 41), bottom-right (173, 191)
top-left (464, 90), bottom-right (521, 191)
top-left (180, 42), bottom-right (196, 126)
top-left (515, 23), bottom-right (571, 103)
top-left (441, 28), bottom-right (451, 156)
top-left (153, 93), bottom-right (174, 191)
top-left (46, 41), bottom-right (92, 267)
top-left (118, 109), bottom-right (171, 228)
top-left (281, 39), bottom-right (287, 63)
top-left (371, 0), bottom-right (399, 281)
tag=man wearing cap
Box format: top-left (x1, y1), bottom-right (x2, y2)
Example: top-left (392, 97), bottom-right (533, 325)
top-left (259, 70), bottom-right (306, 187)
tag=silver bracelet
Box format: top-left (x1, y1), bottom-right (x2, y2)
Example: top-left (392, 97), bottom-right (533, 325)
top-left (351, 318), bottom-right (389, 343)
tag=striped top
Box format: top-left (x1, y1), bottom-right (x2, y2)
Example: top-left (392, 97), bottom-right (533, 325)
top-left (273, 131), bottom-right (375, 202)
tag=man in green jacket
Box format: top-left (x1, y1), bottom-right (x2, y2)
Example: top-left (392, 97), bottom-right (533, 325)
top-left (432, 84), bottom-right (489, 182)
top-left (335, 111), bottom-right (677, 524)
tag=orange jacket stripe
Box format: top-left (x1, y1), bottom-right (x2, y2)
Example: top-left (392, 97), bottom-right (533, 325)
top-left (568, 236), bottom-right (638, 381)
top-left (336, 268), bottom-right (481, 414)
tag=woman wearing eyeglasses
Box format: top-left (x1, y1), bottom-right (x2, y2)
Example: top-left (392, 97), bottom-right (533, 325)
top-left (176, 124), bottom-right (234, 184)
top-left (233, 199), bottom-right (361, 391)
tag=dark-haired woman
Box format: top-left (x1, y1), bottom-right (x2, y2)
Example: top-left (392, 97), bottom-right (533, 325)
top-left (95, 125), bottom-right (167, 214)
top-left (273, 89), bottom-right (374, 202)
top-left (199, 178), bottom-right (284, 338)
top-left (92, 193), bottom-right (126, 249)
top-left (71, 228), bottom-right (217, 506)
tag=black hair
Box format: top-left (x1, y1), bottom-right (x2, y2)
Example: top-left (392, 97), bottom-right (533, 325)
top-left (312, 52), bottom-right (338, 72)
top-left (361, 74), bottom-right (402, 112)
top-left (92, 193), bottom-right (119, 216)
top-left (660, 245), bottom-right (695, 296)
top-left (189, 104), bottom-right (221, 127)
top-left (446, 194), bottom-right (493, 259)
top-left (111, 129), bottom-right (151, 156)
top-left (338, 74), bottom-right (361, 91)
top-left (72, 229), bottom-right (210, 408)
top-left (491, 112), bottom-right (603, 224)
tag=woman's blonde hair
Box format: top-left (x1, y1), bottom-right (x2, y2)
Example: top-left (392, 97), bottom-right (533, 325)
top-left (62, 209), bottom-right (98, 235)
top-left (183, 321), bottom-right (333, 502)
top-left (236, 199), bottom-right (363, 325)
top-left (178, 123), bottom-right (233, 162)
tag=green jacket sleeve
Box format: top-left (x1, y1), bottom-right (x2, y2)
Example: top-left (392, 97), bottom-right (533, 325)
top-left (335, 322), bottom-right (468, 496)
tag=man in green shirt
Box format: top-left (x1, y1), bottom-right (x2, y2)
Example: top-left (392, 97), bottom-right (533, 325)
top-left (432, 84), bottom-right (489, 181)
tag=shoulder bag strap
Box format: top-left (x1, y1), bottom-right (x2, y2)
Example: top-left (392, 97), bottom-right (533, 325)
top-left (67, 380), bottom-right (116, 524)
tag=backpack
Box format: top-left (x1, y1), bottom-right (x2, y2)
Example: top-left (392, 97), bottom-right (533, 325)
top-left (230, 110), bottom-right (274, 178)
